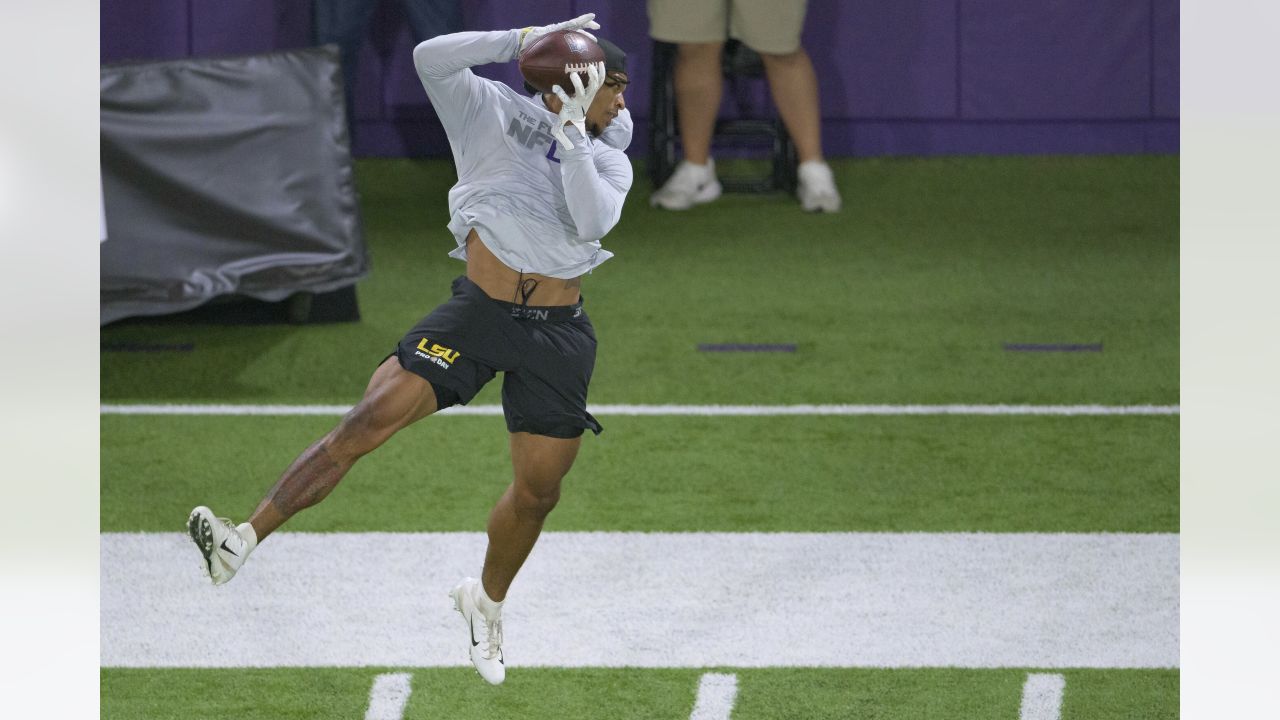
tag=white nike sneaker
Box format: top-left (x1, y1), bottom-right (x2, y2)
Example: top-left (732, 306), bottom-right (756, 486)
top-left (650, 159), bottom-right (722, 210)
top-left (797, 160), bottom-right (842, 212)
top-left (186, 506), bottom-right (256, 585)
top-left (449, 577), bottom-right (506, 685)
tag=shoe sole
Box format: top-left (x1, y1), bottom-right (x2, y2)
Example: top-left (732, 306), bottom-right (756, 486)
top-left (187, 509), bottom-right (217, 579)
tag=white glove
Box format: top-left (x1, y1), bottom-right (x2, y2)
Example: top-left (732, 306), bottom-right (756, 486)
top-left (550, 61), bottom-right (605, 150)
top-left (518, 13), bottom-right (600, 54)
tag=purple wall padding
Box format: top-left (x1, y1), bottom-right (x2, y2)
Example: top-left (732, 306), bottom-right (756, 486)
top-left (101, 0), bottom-right (190, 63)
top-left (805, 0), bottom-right (959, 119)
top-left (960, 0), bottom-right (1150, 119)
top-left (352, 3), bottom-right (391, 121)
top-left (377, 3), bottom-right (428, 120)
top-left (1152, 0), bottom-right (1180, 118)
top-left (190, 0), bottom-right (312, 57)
top-left (100, 0), bottom-right (1179, 157)
top-left (844, 119), bottom-right (1179, 156)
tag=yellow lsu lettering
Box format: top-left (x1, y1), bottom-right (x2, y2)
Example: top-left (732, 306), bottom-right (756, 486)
top-left (416, 337), bottom-right (460, 364)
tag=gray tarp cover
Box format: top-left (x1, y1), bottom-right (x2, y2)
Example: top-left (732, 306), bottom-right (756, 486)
top-left (100, 45), bottom-right (367, 324)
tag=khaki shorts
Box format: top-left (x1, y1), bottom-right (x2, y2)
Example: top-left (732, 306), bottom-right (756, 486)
top-left (647, 0), bottom-right (809, 55)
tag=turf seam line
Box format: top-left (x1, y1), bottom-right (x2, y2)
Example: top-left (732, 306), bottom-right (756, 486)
top-left (100, 403), bottom-right (1181, 416)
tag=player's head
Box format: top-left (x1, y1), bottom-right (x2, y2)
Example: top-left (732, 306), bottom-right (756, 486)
top-left (586, 38), bottom-right (630, 136)
top-left (536, 37), bottom-right (629, 137)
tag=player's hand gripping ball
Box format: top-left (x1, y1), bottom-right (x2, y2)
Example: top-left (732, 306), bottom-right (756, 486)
top-left (519, 28), bottom-right (606, 95)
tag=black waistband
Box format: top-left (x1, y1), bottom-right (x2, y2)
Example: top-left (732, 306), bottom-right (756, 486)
top-left (452, 275), bottom-right (584, 322)
top-left (490, 297), bottom-right (585, 322)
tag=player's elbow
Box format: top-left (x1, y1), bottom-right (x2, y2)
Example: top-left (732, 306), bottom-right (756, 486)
top-left (411, 41), bottom-right (434, 69)
top-left (572, 207), bottom-right (619, 241)
top-left (412, 39), bottom-right (446, 75)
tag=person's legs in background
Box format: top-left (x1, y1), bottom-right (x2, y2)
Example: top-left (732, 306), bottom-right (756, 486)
top-left (648, 0), bottom-right (842, 212)
top-left (314, 0), bottom-right (380, 143)
top-left (759, 48), bottom-right (821, 165)
top-left (647, 0), bottom-right (726, 210)
top-left (759, 47), bottom-right (841, 212)
top-left (672, 42), bottom-right (724, 168)
top-left (736, 0), bottom-right (841, 212)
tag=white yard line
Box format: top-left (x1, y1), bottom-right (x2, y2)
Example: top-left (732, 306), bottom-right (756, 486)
top-left (364, 673), bottom-right (412, 720)
top-left (1019, 673), bottom-right (1066, 720)
top-left (100, 532), bottom-right (1178, 669)
top-left (99, 403), bottom-right (1180, 416)
top-left (689, 673), bottom-right (739, 720)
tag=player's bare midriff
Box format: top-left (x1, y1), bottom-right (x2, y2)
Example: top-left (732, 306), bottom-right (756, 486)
top-left (463, 228), bottom-right (584, 306)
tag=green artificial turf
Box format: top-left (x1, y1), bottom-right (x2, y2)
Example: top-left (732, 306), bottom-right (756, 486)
top-left (100, 414), bottom-right (1177, 533)
top-left (100, 155), bottom-right (1179, 719)
top-left (100, 156), bottom-right (1178, 405)
top-left (1058, 669), bottom-right (1181, 720)
top-left (100, 668), bottom-right (1179, 720)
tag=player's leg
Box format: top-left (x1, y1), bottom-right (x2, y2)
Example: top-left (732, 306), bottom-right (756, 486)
top-left (246, 356), bottom-right (440, 540)
top-left (481, 432), bottom-right (582, 601)
top-left (187, 356), bottom-right (440, 585)
top-left (450, 431), bottom-right (581, 685)
top-left (449, 309), bottom-right (600, 685)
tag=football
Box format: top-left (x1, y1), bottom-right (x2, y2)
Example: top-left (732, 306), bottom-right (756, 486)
top-left (518, 29), bottom-right (606, 95)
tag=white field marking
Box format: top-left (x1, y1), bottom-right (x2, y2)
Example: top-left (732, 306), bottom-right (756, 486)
top-left (1019, 673), bottom-right (1066, 720)
top-left (689, 673), bottom-right (739, 720)
top-left (364, 673), bottom-right (412, 720)
top-left (100, 532), bottom-right (1179, 669)
top-left (99, 403), bottom-right (1180, 416)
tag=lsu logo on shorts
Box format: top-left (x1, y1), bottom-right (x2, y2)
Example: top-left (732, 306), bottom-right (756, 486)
top-left (414, 338), bottom-right (459, 370)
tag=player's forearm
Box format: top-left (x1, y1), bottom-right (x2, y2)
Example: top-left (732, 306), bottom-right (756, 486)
top-left (560, 129), bottom-right (628, 239)
top-left (413, 30), bottom-right (520, 79)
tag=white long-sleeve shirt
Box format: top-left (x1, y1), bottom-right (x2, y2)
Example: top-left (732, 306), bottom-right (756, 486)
top-left (412, 30), bottom-right (634, 279)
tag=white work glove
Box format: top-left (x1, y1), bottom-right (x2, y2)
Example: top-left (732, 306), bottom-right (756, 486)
top-left (550, 61), bottom-right (605, 150)
top-left (517, 13), bottom-right (600, 54)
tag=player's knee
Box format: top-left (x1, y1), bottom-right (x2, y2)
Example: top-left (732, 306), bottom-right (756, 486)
top-left (512, 481), bottom-right (561, 522)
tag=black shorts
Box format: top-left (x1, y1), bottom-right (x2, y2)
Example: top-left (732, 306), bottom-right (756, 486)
top-left (392, 275), bottom-right (602, 439)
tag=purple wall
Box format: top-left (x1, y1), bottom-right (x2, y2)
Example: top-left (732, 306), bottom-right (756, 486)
top-left (101, 0), bottom-right (1179, 157)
